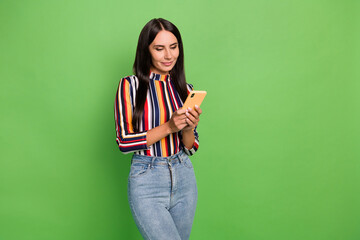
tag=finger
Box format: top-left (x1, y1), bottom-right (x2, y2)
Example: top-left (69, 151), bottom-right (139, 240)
top-left (186, 107), bottom-right (199, 119)
top-left (175, 117), bottom-right (188, 127)
top-left (176, 109), bottom-right (186, 115)
top-left (175, 114), bottom-right (187, 121)
top-left (178, 122), bottom-right (188, 130)
top-left (185, 110), bottom-right (196, 123)
top-left (172, 111), bottom-right (186, 120)
top-left (174, 122), bottom-right (187, 132)
top-left (185, 118), bottom-right (195, 128)
top-left (194, 105), bottom-right (202, 115)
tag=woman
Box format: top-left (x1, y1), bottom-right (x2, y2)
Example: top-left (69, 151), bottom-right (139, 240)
top-left (114, 18), bottom-right (202, 240)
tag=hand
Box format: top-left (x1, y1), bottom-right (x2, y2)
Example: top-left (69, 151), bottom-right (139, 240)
top-left (182, 105), bottom-right (202, 132)
top-left (168, 109), bottom-right (188, 133)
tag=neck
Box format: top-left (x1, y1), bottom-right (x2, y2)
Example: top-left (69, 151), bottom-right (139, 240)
top-left (150, 67), bottom-right (169, 76)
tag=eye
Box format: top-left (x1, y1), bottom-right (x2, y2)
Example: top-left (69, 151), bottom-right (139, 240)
top-left (155, 48), bottom-right (163, 51)
top-left (171, 45), bottom-right (178, 49)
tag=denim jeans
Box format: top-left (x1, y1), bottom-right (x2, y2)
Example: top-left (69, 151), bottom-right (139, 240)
top-left (127, 150), bottom-right (198, 240)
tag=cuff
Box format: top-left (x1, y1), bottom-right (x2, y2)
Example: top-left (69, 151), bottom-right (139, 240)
top-left (183, 139), bottom-right (199, 156)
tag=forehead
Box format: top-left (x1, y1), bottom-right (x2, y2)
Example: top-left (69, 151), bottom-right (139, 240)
top-left (151, 30), bottom-right (178, 45)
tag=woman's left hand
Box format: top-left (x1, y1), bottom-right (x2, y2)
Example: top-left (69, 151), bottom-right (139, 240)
top-left (182, 105), bottom-right (202, 132)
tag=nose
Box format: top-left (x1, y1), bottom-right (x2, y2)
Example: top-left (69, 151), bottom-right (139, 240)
top-left (164, 48), bottom-right (171, 60)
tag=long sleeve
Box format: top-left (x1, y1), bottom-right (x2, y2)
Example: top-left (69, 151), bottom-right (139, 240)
top-left (182, 127), bottom-right (199, 156)
top-left (114, 77), bottom-right (148, 154)
top-left (115, 72), bottom-right (201, 157)
top-left (181, 83), bottom-right (200, 156)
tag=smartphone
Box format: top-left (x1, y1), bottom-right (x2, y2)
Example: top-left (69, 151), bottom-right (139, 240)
top-left (182, 90), bottom-right (207, 110)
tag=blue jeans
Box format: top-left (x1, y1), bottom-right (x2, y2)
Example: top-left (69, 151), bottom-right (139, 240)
top-left (127, 150), bottom-right (198, 240)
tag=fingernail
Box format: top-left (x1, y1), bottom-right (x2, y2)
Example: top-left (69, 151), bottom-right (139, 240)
top-left (195, 105), bottom-right (198, 108)
top-left (188, 107), bottom-right (192, 111)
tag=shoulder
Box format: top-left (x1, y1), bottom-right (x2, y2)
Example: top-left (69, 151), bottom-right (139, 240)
top-left (118, 75), bottom-right (139, 88)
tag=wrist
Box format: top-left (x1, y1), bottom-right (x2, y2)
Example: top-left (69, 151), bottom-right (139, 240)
top-left (165, 122), bottom-right (174, 134)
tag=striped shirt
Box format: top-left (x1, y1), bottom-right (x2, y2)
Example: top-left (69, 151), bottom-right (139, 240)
top-left (114, 71), bottom-right (199, 157)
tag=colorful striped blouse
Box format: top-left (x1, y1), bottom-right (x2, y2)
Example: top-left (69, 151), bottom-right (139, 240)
top-left (114, 71), bottom-right (199, 157)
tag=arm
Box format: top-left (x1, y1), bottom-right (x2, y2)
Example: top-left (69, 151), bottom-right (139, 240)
top-left (181, 105), bottom-right (202, 155)
top-left (180, 83), bottom-right (202, 155)
top-left (146, 108), bottom-right (188, 147)
top-left (115, 77), bottom-right (190, 153)
top-left (114, 78), bottom-right (148, 153)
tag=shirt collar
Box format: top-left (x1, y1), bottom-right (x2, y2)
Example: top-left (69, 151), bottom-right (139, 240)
top-left (149, 71), bottom-right (171, 82)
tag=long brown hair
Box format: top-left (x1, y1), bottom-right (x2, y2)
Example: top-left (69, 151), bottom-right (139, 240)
top-left (132, 18), bottom-right (188, 132)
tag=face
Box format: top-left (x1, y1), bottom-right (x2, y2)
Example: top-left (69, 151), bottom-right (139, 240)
top-left (149, 30), bottom-right (179, 75)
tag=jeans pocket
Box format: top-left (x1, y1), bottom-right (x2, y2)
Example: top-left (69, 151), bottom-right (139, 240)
top-left (130, 162), bottom-right (151, 178)
top-left (183, 157), bottom-right (193, 169)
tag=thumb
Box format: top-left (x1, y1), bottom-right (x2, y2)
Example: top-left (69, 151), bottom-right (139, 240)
top-left (176, 109), bottom-right (186, 115)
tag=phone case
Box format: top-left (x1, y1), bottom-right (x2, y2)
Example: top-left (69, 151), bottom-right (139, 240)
top-left (182, 91), bottom-right (207, 109)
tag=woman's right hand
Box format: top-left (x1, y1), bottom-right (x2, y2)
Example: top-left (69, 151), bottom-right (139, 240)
top-left (168, 109), bottom-right (188, 133)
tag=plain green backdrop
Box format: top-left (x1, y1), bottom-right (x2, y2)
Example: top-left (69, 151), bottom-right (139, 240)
top-left (1, 0), bottom-right (359, 239)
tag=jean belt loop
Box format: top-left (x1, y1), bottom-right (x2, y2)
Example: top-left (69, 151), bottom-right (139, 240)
top-left (150, 157), bottom-right (156, 169)
top-left (178, 152), bottom-right (183, 163)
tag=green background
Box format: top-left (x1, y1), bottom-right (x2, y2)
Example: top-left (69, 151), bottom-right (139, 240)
top-left (1, 0), bottom-right (359, 239)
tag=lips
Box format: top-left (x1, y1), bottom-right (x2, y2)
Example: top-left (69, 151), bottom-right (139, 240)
top-left (161, 62), bottom-right (173, 66)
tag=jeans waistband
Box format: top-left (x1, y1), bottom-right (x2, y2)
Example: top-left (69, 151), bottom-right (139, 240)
top-left (131, 150), bottom-right (187, 166)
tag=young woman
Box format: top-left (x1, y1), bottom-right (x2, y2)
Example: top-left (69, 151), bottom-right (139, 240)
top-left (114, 18), bottom-right (202, 240)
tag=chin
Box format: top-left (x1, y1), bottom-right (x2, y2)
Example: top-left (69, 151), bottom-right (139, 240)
top-left (165, 65), bottom-right (176, 71)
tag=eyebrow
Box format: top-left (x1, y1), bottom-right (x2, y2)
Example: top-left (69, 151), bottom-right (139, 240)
top-left (153, 43), bottom-right (178, 47)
